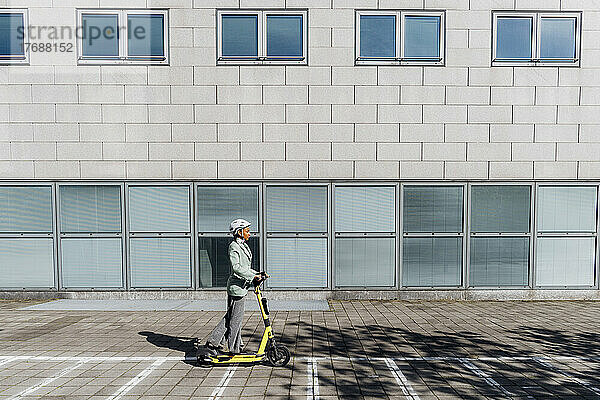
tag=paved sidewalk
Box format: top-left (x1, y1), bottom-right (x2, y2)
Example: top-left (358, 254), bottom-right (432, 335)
top-left (1, 299), bottom-right (600, 399)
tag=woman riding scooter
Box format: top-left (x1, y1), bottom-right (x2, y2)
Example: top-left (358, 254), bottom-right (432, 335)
top-left (203, 218), bottom-right (262, 356)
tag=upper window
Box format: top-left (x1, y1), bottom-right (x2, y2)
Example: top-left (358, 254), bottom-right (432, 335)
top-left (356, 10), bottom-right (445, 65)
top-left (217, 9), bottom-right (307, 65)
top-left (0, 9), bottom-right (28, 64)
top-left (492, 11), bottom-right (581, 66)
top-left (77, 9), bottom-right (168, 65)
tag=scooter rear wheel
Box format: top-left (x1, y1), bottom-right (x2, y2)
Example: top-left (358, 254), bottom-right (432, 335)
top-left (267, 345), bottom-right (290, 367)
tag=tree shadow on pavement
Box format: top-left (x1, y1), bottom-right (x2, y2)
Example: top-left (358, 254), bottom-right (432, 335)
top-left (275, 320), bottom-right (600, 399)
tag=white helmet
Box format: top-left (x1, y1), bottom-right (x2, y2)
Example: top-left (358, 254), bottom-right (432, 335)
top-left (229, 218), bottom-right (251, 235)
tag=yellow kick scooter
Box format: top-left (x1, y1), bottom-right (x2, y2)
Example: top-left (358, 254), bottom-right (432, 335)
top-left (200, 272), bottom-right (291, 367)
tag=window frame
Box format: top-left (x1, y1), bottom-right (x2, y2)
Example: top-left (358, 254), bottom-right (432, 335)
top-left (492, 10), bottom-right (581, 67)
top-left (76, 8), bottom-right (169, 65)
top-left (0, 8), bottom-right (29, 65)
top-left (125, 182), bottom-right (194, 290)
top-left (533, 184), bottom-right (598, 288)
top-left (216, 9), bottom-right (308, 65)
top-left (57, 182), bottom-right (126, 291)
top-left (355, 9), bottom-right (445, 66)
top-left (195, 183), bottom-right (262, 290)
top-left (333, 183), bottom-right (398, 290)
top-left (0, 183), bottom-right (56, 290)
top-left (263, 183), bottom-right (329, 289)
top-left (467, 183), bottom-right (534, 289)
top-left (401, 183), bottom-right (467, 289)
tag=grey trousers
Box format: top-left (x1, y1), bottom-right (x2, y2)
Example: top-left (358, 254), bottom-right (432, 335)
top-left (206, 295), bottom-right (245, 353)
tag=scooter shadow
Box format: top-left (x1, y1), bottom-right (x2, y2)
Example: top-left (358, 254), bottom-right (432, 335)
top-left (138, 331), bottom-right (201, 366)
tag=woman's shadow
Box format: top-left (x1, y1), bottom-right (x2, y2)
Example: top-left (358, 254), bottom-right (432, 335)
top-left (138, 331), bottom-right (201, 366)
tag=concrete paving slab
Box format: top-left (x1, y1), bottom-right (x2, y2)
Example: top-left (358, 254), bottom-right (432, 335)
top-left (19, 299), bottom-right (330, 311)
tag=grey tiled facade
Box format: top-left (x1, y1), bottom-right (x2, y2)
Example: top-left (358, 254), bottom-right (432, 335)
top-left (0, 0), bottom-right (598, 180)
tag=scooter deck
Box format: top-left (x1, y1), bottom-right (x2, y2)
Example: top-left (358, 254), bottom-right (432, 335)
top-left (209, 353), bottom-right (266, 364)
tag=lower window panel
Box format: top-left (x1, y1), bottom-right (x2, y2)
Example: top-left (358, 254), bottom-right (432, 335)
top-left (266, 238), bottom-right (327, 288)
top-left (130, 237), bottom-right (191, 288)
top-left (0, 238), bottom-right (54, 288)
top-left (61, 238), bottom-right (123, 288)
top-left (335, 238), bottom-right (395, 287)
top-left (469, 237), bottom-right (529, 287)
top-left (536, 237), bottom-right (595, 287)
top-left (402, 237), bottom-right (462, 287)
top-left (198, 237), bottom-right (260, 288)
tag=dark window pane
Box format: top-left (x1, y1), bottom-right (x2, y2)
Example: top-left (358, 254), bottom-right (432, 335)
top-left (469, 237), bottom-right (529, 287)
top-left (496, 17), bottom-right (532, 59)
top-left (0, 13), bottom-right (25, 57)
top-left (403, 186), bottom-right (463, 233)
top-left (540, 17), bottom-right (576, 59)
top-left (471, 186), bottom-right (531, 233)
top-left (82, 14), bottom-right (119, 57)
top-left (198, 237), bottom-right (259, 288)
top-left (404, 15), bottom-right (440, 58)
top-left (360, 15), bottom-right (396, 58)
top-left (221, 15), bottom-right (258, 57)
top-left (128, 14), bottom-right (165, 57)
top-left (402, 237), bottom-right (462, 287)
top-left (267, 15), bottom-right (303, 57)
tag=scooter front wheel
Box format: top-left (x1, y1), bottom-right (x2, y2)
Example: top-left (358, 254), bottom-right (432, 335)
top-left (267, 345), bottom-right (291, 367)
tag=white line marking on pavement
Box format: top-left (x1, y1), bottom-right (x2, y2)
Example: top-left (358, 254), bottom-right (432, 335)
top-left (384, 357), bottom-right (421, 400)
top-left (0, 357), bottom-right (17, 367)
top-left (7, 359), bottom-right (88, 400)
top-left (534, 357), bottom-right (600, 396)
top-left (208, 365), bottom-right (238, 400)
top-left (307, 357), bottom-right (320, 400)
top-left (105, 358), bottom-right (167, 400)
top-left (459, 358), bottom-right (515, 398)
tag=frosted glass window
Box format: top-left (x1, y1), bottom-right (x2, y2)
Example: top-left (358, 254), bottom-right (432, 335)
top-left (128, 14), bottom-right (165, 57)
top-left (81, 14), bottom-right (119, 57)
top-left (129, 186), bottom-right (190, 232)
top-left (536, 237), bottom-right (594, 287)
top-left (335, 186), bottom-right (395, 233)
top-left (0, 239), bottom-right (54, 288)
top-left (359, 15), bottom-right (396, 58)
top-left (221, 15), bottom-right (258, 57)
top-left (335, 238), bottom-right (394, 287)
top-left (469, 237), bottom-right (529, 287)
top-left (402, 237), bottom-right (461, 287)
top-left (404, 15), bottom-right (440, 58)
top-left (267, 15), bottom-right (303, 58)
top-left (130, 237), bottom-right (191, 287)
top-left (267, 238), bottom-right (327, 288)
top-left (198, 187), bottom-right (258, 233)
top-left (496, 17), bottom-right (532, 60)
top-left (540, 17), bottom-right (576, 60)
top-left (198, 237), bottom-right (259, 288)
top-left (266, 186), bottom-right (327, 232)
top-left (60, 185), bottom-right (121, 233)
top-left (404, 186), bottom-right (463, 233)
top-left (0, 186), bottom-right (52, 233)
top-left (61, 238), bottom-right (122, 288)
top-left (0, 13), bottom-right (25, 58)
top-left (471, 186), bottom-right (531, 233)
top-left (537, 186), bottom-right (596, 233)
